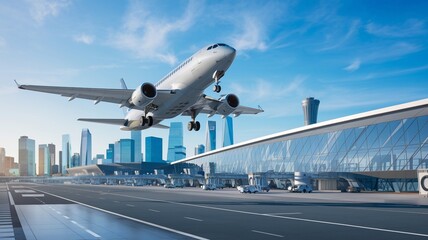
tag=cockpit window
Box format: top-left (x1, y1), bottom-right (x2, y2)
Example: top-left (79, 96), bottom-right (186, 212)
top-left (207, 43), bottom-right (228, 51)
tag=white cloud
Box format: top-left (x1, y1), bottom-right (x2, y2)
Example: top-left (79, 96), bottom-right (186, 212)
top-left (319, 19), bottom-right (360, 51)
top-left (74, 34), bottom-right (94, 45)
top-left (230, 16), bottom-right (267, 52)
top-left (27, 0), bottom-right (71, 25)
top-left (365, 42), bottom-right (421, 63)
top-left (366, 19), bottom-right (426, 38)
top-left (110, 1), bottom-right (200, 65)
top-left (344, 58), bottom-right (361, 72)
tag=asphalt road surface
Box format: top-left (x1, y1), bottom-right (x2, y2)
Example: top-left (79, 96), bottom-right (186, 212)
top-left (7, 183), bottom-right (428, 240)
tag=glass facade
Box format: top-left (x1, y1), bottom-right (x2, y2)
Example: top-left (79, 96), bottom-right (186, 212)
top-left (131, 131), bottom-right (142, 162)
top-left (62, 134), bottom-right (71, 174)
top-left (167, 122), bottom-right (184, 162)
top-left (146, 137), bottom-right (163, 162)
top-left (182, 103), bottom-right (428, 191)
top-left (38, 144), bottom-right (50, 176)
top-left (19, 136), bottom-right (35, 176)
top-left (205, 121), bottom-right (216, 151)
top-left (223, 116), bottom-right (234, 147)
top-left (80, 129), bottom-right (92, 166)
top-left (119, 139), bottom-right (135, 163)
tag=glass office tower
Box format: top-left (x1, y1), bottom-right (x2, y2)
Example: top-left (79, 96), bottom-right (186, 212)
top-left (131, 131), bottom-right (142, 162)
top-left (146, 137), bottom-right (163, 162)
top-left (205, 121), bottom-right (216, 152)
top-left (80, 129), bottom-right (92, 166)
top-left (167, 122), bottom-right (185, 161)
top-left (118, 139), bottom-right (135, 163)
top-left (38, 144), bottom-right (50, 176)
top-left (48, 144), bottom-right (55, 174)
top-left (61, 134), bottom-right (71, 174)
top-left (19, 136), bottom-right (35, 176)
top-left (223, 116), bottom-right (234, 147)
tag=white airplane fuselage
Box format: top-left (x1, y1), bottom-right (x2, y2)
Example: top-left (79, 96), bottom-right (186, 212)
top-left (122, 44), bottom-right (236, 130)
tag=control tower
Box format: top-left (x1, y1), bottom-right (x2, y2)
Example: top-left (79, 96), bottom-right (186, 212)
top-left (302, 97), bottom-right (320, 126)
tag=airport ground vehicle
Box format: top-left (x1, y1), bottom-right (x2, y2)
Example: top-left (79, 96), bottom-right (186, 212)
top-left (202, 184), bottom-right (216, 190)
top-left (237, 185), bottom-right (259, 193)
top-left (164, 183), bottom-right (175, 188)
top-left (289, 184), bottom-right (312, 193)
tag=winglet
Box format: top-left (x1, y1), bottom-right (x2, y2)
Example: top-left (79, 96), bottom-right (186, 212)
top-left (14, 80), bottom-right (23, 89)
top-left (120, 78), bottom-right (128, 90)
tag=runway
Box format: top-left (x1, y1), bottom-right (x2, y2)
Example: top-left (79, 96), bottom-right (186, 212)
top-left (5, 183), bottom-right (428, 240)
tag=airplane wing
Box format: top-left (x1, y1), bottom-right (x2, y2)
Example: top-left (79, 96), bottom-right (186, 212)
top-left (17, 83), bottom-right (134, 106)
top-left (182, 94), bottom-right (263, 118)
top-left (16, 81), bottom-right (176, 108)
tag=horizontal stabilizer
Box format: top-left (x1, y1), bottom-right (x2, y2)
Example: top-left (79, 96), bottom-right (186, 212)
top-left (78, 118), bottom-right (127, 126)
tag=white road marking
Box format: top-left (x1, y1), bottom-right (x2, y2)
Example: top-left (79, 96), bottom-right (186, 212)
top-left (265, 212), bottom-right (302, 215)
top-left (86, 229), bottom-right (101, 238)
top-left (355, 207), bottom-right (428, 215)
top-left (252, 230), bottom-right (284, 238)
top-left (149, 209), bottom-right (160, 212)
top-left (21, 194), bottom-right (44, 197)
top-left (71, 220), bottom-right (85, 229)
top-left (63, 216), bottom-right (69, 219)
top-left (7, 192), bottom-right (15, 206)
top-left (126, 204), bottom-right (135, 207)
top-left (184, 217), bottom-right (203, 222)
top-left (14, 190), bottom-right (35, 193)
top-left (31, 187), bottom-right (209, 240)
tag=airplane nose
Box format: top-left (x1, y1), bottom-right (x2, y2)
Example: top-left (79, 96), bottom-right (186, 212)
top-left (224, 46), bottom-right (236, 61)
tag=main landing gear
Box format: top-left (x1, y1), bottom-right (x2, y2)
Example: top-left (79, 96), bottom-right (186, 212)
top-left (188, 121), bottom-right (200, 131)
top-left (140, 116), bottom-right (153, 127)
top-left (188, 109), bottom-right (200, 131)
top-left (213, 85), bottom-right (221, 93)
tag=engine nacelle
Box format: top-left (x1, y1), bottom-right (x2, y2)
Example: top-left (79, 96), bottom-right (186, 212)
top-left (130, 83), bottom-right (157, 107)
top-left (217, 94), bottom-right (239, 116)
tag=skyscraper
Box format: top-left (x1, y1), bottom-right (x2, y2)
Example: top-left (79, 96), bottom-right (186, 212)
top-left (145, 136), bottom-right (163, 162)
top-left (167, 122), bottom-right (185, 162)
top-left (131, 131), bottom-right (142, 162)
top-left (80, 129), bottom-right (92, 166)
top-left (302, 97), bottom-right (320, 125)
top-left (222, 116), bottom-right (234, 147)
top-left (205, 121), bottom-right (216, 152)
top-left (62, 134), bottom-right (71, 174)
top-left (71, 153), bottom-right (80, 167)
top-left (119, 139), bottom-right (135, 163)
top-left (106, 143), bottom-right (114, 163)
top-left (48, 144), bottom-right (55, 174)
top-left (19, 136), bottom-right (35, 176)
top-left (194, 144), bottom-right (205, 155)
top-left (0, 147), bottom-right (5, 176)
top-left (38, 144), bottom-right (51, 176)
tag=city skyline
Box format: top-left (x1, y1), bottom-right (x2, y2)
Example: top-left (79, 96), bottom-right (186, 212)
top-left (1, 1), bottom-right (427, 162)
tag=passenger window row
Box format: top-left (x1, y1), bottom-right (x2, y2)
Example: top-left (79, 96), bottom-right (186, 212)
top-left (156, 57), bottom-right (193, 87)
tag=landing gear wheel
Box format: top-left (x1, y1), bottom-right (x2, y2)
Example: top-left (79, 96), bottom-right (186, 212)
top-left (140, 116), bottom-right (146, 126)
top-left (213, 85), bottom-right (221, 93)
top-left (188, 121), bottom-right (194, 131)
top-left (147, 116), bottom-right (153, 126)
top-left (195, 121), bottom-right (200, 131)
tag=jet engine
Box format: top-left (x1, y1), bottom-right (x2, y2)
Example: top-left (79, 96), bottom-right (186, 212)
top-left (217, 94), bottom-right (239, 116)
top-left (130, 83), bottom-right (157, 107)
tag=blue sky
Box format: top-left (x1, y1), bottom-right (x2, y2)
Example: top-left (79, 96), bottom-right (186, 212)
top-left (1, 0), bottom-right (427, 163)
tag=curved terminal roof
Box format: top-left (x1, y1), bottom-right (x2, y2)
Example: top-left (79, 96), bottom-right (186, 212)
top-left (172, 98), bottom-right (428, 165)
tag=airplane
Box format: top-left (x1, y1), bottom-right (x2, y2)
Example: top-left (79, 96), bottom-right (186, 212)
top-left (16, 43), bottom-right (263, 131)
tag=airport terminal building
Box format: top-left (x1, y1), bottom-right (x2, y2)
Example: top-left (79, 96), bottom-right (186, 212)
top-left (174, 99), bottom-right (428, 192)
